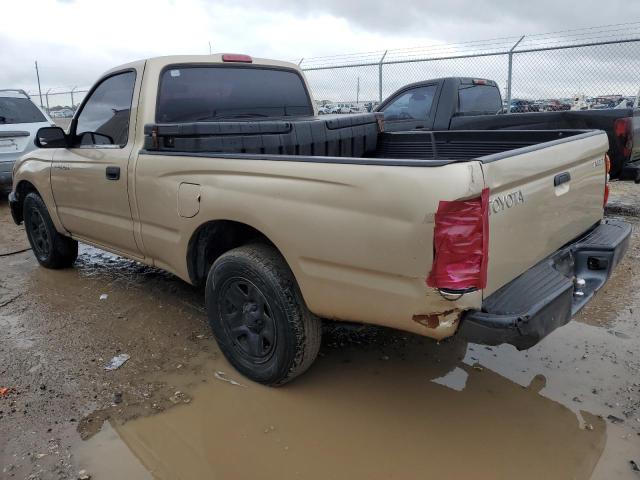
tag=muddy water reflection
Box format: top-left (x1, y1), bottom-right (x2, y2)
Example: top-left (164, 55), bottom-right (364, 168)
top-left (85, 339), bottom-right (605, 480)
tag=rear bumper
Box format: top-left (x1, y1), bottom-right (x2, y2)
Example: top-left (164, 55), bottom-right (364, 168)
top-left (0, 161), bottom-right (14, 188)
top-left (458, 219), bottom-right (631, 350)
top-left (620, 160), bottom-right (640, 183)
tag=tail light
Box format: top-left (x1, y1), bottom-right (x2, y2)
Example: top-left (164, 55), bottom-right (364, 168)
top-left (427, 188), bottom-right (490, 292)
top-left (613, 117), bottom-right (632, 159)
top-left (603, 153), bottom-right (611, 207)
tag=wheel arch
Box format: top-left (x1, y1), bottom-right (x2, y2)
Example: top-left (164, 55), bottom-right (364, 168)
top-left (186, 219), bottom-right (292, 287)
top-left (12, 180), bottom-right (40, 224)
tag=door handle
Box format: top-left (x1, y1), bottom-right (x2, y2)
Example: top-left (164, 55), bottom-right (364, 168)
top-left (554, 172), bottom-right (571, 186)
top-left (105, 166), bottom-right (120, 181)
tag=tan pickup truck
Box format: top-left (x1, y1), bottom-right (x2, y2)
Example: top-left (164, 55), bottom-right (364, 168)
top-left (9, 54), bottom-right (631, 385)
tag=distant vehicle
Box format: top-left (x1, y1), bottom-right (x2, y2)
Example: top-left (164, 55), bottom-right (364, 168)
top-left (331, 103), bottom-right (358, 114)
top-left (317, 105), bottom-right (332, 115)
top-left (0, 89), bottom-right (53, 191)
top-left (376, 77), bottom-right (640, 181)
top-left (542, 99), bottom-right (571, 111)
top-left (509, 99), bottom-right (536, 113)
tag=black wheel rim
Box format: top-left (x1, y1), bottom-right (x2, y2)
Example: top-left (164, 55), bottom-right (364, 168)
top-left (219, 278), bottom-right (277, 363)
top-left (28, 209), bottom-right (50, 259)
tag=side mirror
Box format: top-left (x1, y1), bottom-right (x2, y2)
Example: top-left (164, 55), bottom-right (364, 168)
top-left (35, 127), bottom-right (68, 148)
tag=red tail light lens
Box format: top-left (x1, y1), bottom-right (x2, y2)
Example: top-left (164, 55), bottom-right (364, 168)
top-left (427, 188), bottom-right (490, 292)
top-left (604, 183), bottom-right (610, 207)
top-left (613, 117), bottom-right (632, 158)
top-left (222, 54), bottom-right (253, 63)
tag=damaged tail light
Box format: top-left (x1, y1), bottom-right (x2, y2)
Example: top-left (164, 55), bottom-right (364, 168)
top-left (427, 188), bottom-right (490, 292)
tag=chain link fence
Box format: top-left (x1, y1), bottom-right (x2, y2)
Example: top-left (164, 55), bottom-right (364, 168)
top-left (25, 24), bottom-right (640, 115)
top-left (26, 88), bottom-right (89, 118)
top-left (299, 24), bottom-right (640, 110)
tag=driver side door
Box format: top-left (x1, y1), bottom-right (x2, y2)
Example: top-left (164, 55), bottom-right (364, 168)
top-left (50, 69), bottom-right (143, 257)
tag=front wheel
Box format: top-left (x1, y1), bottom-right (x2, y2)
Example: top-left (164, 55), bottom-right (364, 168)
top-left (23, 192), bottom-right (78, 269)
top-left (206, 244), bottom-right (322, 386)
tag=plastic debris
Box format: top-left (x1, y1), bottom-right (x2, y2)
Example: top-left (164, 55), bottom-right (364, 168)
top-left (169, 390), bottom-right (192, 404)
top-left (607, 414), bottom-right (625, 424)
top-left (99, 294), bottom-right (108, 301)
top-left (0, 387), bottom-right (12, 396)
top-left (78, 470), bottom-right (91, 480)
top-left (104, 354), bottom-right (130, 371)
top-left (214, 371), bottom-right (246, 387)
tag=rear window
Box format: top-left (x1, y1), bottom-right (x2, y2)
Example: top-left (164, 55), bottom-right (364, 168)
top-left (0, 97), bottom-right (47, 124)
top-left (156, 66), bottom-right (313, 122)
top-left (458, 85), bottom-right (502, 114)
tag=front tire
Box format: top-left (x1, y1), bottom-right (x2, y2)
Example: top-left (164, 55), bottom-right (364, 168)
top-left (23, 192), bottom-right (78, 269)
top-left (206, 244), bottom-right (321, 386)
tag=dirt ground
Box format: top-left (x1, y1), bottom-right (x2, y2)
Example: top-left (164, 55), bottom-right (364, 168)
top-left (1, 183), bottom-right (639, 480)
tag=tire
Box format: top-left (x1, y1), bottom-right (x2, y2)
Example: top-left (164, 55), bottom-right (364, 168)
top-left (23, 192), bottom-right (78, 269)
top-left (206, 243), bottom-right (322, 386)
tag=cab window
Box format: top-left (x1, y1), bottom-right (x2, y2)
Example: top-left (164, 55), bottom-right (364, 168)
top-left (382, 85), bottom-right (437, 121)
top-left (75, 71), bottom-right (136, 147)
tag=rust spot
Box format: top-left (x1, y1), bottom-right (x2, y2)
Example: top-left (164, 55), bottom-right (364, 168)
top-left (413, 309), bottom-right (458, 329)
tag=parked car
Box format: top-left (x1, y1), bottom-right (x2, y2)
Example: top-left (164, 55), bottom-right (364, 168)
top-left (9, 55), bottom-right (629, 385)
top-left (542, 99), bottom-right (571, 111)
top-left (0, 89), bottom-right (53, 191)
top-left (317, 105), bottom-right (332, 115)
top-left (331, 103), bottom-right (358, 114)
top-left (377, 77), bottom-right (640, 181)
top-left (509, 99), bottom-right (536, 113)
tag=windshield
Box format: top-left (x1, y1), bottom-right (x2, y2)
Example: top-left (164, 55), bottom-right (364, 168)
top-left (156, 66), bottom-right (313, 122)
top-left (0, 97), bottom-right (47, 124)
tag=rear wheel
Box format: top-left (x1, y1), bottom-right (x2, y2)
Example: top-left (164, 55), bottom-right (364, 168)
top-left (206, 244), bottom-right (322, 386)
top-left (23, 192), bottom-right (78, 269)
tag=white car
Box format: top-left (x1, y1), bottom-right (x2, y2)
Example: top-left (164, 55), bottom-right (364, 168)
top-left (0, 90), bottom-right (53, 190)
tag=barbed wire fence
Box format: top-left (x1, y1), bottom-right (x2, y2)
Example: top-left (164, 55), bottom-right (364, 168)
top-left (298, 22), bottom-right (640, 108)
top-left (26, 22), bottom-right (640, 115)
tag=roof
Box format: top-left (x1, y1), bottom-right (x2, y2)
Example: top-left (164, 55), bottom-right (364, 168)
top-left (104, 54), bottom-right (300, 77)
top-left (0, 89), bottom-right (30, 99)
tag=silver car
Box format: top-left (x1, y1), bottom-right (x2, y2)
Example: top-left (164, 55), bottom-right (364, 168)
top-left (0, 90), bottom-right (53, 191)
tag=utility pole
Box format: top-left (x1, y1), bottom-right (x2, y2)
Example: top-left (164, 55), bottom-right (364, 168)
top-left (208, 41), bottom-right (212, 55)
top-left (70, 86), bottom-right (77, 109)
top-left (356, 76), bottom-right (360, 105)
top-left (35, 61), bottom-right (43, 108)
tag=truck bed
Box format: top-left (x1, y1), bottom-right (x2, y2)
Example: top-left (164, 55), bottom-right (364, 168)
top-left (142, 116), bottom-right (597, 165)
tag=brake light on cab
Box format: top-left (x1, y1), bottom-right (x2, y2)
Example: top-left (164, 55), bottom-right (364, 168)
top-left (427, 188), bottom-right (490, 293)
top-left (222, 54), bottom-right (253, 63)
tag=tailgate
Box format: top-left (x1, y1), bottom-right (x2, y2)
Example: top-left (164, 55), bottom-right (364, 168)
top-left (481, 131), bottom-right (608, 296)
top-left (0, 130), bottom-right (31, 162)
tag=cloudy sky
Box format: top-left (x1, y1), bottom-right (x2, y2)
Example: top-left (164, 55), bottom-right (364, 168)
top-left (1, 0), bottom-right (639, 101)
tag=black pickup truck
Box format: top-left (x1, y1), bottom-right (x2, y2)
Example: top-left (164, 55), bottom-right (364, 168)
top-left (376, 77), bottom-right (640, 181)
